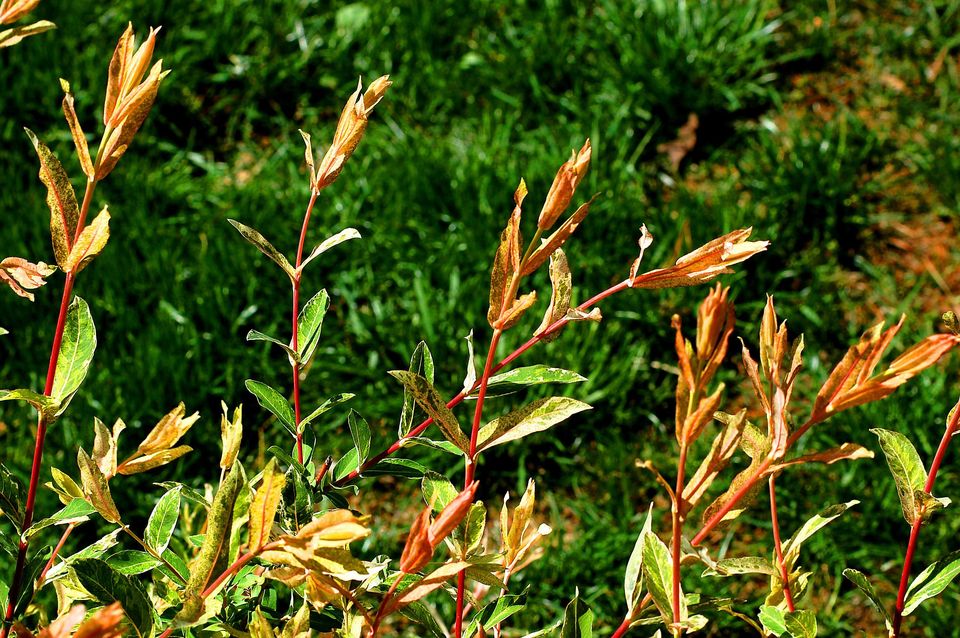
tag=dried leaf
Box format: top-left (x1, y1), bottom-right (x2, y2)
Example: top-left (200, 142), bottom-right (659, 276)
top-left (538, 139), bottom-right (591, 230)
top-left (682, 411), bottom-right (745, 514)
top-left (522, 196), bottom-right (596, 276)
top-left (488, 204), bottom-right (522, 327)
top-left (769, 443), bottom-right (874, 472)
top-left (497, 291), bottom-right (537, 331)
top-left (0, 257), bottom-right (55, 301)
top-left (631, 228), bottom-right (768, 289)
top-left (536, 249), bottom-right (572, 342)
top-left (0, 20), bottom-right (54, 48)
top-left (219, 402), bottom-right (243, 470)
top-left (629, 224), bottom-right (655, 281)
top-left (134, 402), bottom-right (199, 457)
top-left (60, 80), bottom-right (93, 179)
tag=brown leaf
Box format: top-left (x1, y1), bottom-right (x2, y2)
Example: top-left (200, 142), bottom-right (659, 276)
top-left (535, 249), bottom-right (572, 342)
top-left (657, 113), bottom-right (698, 172)
top-left (631, 228), bottom-right (768, 289)
top-left (25, 128), bottom-right (79, 269)
top-left (522, 195), bottom-right (596, 276)
top-left (537, 139), bottom-right (591, 230)
top-left (72, 602), bottom-right (125, 638)
top-left (0, 257), bottom-right (55, 301)
top-left (769, 443), bottom-right (874, 472)
top-left (0, 0), bottom-right (40, 24)
top-left (682, 411), bottom-right (745, 515)
top-left (695, 284), bottom-right (735, 385)
top-left (385, 561), bottom-right (471, 614)
top-left (629, 224), bottom-right (655, 281)
top-left (496, 291), bottom-right (537, 331)
top-left (399, 507), bottom-right (433, 574)
top-left (60, 80), bottom-right (93, 179)
top-left (487, 185), bottom-right (524, 327)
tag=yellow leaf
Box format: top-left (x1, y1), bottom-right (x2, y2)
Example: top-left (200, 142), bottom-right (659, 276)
top-left (116, 445), bottom-right (191, 475)
top-left (77, 448), bottom-right (120, 523)
top-left (64, 207), bottom-right (110, 273)
top-left (60, 81), bottom-right (93, 179)
top-left (249, 458), bottom-right (285, 551)
top-left (219, 402), bottom-right (243, 470)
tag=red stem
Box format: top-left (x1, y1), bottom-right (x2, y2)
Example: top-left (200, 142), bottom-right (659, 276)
top-left (334, 278), bottom-right (632, 486)
top-left (768, 475), bottom-right (796, 612)
top-left (36, 522), bottom-right (76, 588)
top-left (671, 444), bottom-right (688, 630)
top-left (292, 190), bottom-right (320, 464)
top-left (455, 329), bottom-right (503, 638)
top-left (691, 457), bottom-right (773, 546)
top-left (611, 615), bottom-right (634, 638)
top-left (2, 180), bottom-right (97, 636)
top-left (891, 396), bottom-right (960, 636)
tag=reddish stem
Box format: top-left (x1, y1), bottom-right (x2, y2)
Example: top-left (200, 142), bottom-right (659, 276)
top-left (36, 522), bottom-right (76, 588)
top-left (611, 615), bottom-right (634, 638)
top-left (2, 180), bottom-right (97, 636)
top-left (671, 444), bottom-right (688, 630)
top-left (691, 457), bottom-right (773, 547)
top-left (291, 190), bottom-right (320, 464)
top-left (891, 396), bottom-right (960, 636)
top-left (768, 475), bottom-right (796, 612)
top-left (455, 329), bottom-right (503, 638)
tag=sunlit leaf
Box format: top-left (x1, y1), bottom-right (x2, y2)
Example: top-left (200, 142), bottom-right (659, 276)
top-left (782, 501), bottom-right (858, 570)
top-left (476, 397), bottom-right (591, 452)
top-left (624, 504), bottom-right (653, 610)
top-left (106, 550), bottom-right (162, 576)
top-left (522, 197), bottom-right (596, 276)
top-left (297, 228), bottom-right (361, 274)
top-left (145, 486), bottom-right (181, 555)
top-left (247, 330), bottom-right (297, 363)
top-left (51, 296), bottom-right (96, 417)
top-left (0, 256), bottom-right (55, 301)
top-left (64, 206), bottom-right (110, 273)
top-left (25, 498), bottom-right (94, 540)
top-left (249, 458), bottom-right (285, 551)
top-left (0, 464), bottom-right (25, 528)
top-left (488, 201), bottom-right (522, 328)
top-left (117, 445), bottom-right (192, 475)
top-left (347, 410), bottom-right (371, 465)
top-left (219, 402), bottom-right (243, 470)
top-left (0, 388), bottom-right (59, 421)
top-left (478, 365), bottom-right (587, 397)
top-left (560, 589), bottom-right (594, 638)
top-left (60, 79), bottom-right (94, 179)
top-left (904, 549), bottom-right (960, 615)
top-left (421, 471), bottom-right (458, 513)
top-left (642, 532), bottom-right (680, 623)
top-left (0, 20), bottom-right (56, 48)
top-left (385, 561), bottom-right (470, 613)
top-left (871, 428), bottom-right (926, 524)
top-left (298, 392), bottom-right (355, 433)
top-left (77, 448), bottom-right (120, 524)
top-left (536, 249), bottom-right (572, 342)
top-left (297, 289), bottom-right (329, 365)
top-left (702, 556), bottom-right (776, 578)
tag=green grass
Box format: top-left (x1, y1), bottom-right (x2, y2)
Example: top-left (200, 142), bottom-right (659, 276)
top-left (2, 0), bottom-right (960, 635)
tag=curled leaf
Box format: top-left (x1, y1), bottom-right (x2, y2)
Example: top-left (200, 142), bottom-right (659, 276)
top-left (0, 257), bottom-right (55, 301)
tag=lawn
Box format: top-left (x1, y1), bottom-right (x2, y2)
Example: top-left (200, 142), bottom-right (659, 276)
top-left (1, 0), bottom-right (960, 635)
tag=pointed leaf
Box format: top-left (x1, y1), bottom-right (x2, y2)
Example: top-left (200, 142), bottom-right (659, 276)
top-left (0, 389), bottom-right (59, 420)
top-left (228, 219), bottom-right (295, 280)
top-left (624, 505), bottom-right (653, 609)
top-left (871, 428), bottom-right (926, 524)
top-left (560, 590), bottom-right (594, 638)
top-left (401, 341), bottom-right (436, 437)
top-left (0, 464), bottom-right (25, 528)
top-left (842, 569), bottom-right (892, 630)
top-left (64, 206), bottom-right (110, 273)
top-left (51, 296), bottom-right (96, 416)
top-left (247, 330), bottom-right (297, 363)
top-left (73, 558), bottom-right (153, 637)
top-left (145, 486), bottom-right (181, 555)
top-left (297, 289), bottom-right (329, 364)
top-left (299, 393), bottom-right (355, 432)
top-left (77, 448), bottom-right (120, 523)
top-left (782, 501), bottom-right (858, 569)
top-left (478, 365), bottom-right (587, 397)
top-left (536, 249), bottom-right (572, 342)
top-left (904, 549), bottom-right (960, 615)
top-left (347, 410), bottom-right (371, 464)
top-left (25, 498), bottom-right (95, 539)
top-left (476, 397), bottom-right (591, 452)
top-left (298, 228), bottom-right (361, 274)
top-left (245, 380), bottom-right (296, 435)
top-left (389, 370), bottom-right (469, 453)
top-left (0, 21), bottom-right (56, 48)
top-left (249, 458), bottom-right (286, 551)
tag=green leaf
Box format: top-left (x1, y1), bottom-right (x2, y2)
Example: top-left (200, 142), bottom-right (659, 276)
top-left (245, 380), bottom-right (296, 435)
top-left (348, 410), bottom-right (371, 465)
top-left (51, 296), bottom-right (96, 417)
top-left (73, 558), bottom-right (154, 637)
top-left (462, 330), bottom-right (477, 393)
top-left (784, 610), bottom-right (817, 638)
top-left (702, 556), bottom-right (777, 578)
top-left (478, 365), bottom-right (587, 397)
top-left (107, 550), bottom-right (162, 576)
top-left (399, 602), bottom-right (447, 638)
top-left (299, 392), bottom-right (355, 433)
top-left (0, 464), bottom-right (25, 527)
top-left (0, 389), bottom-right (59, 420)
top-left (759, 605), bottom-right (787, 636)
top-left (247, 330), bottom-right (297, 363)
top-left (297, 228), bottom-right (361, 274)
top-left (560, 589), bottom-right (594, 638)
top-left (389, 370), bottom-right (469, 453)
top-left (145, 486), bottom-right (182, 555)
top-left (400, 341), bottom-right (436, 438)
top-left (842, 569), bottom-right (891, 631)
top-left (421, 471), bottom-right (458, 513)
top-left (228, 219), bottom-right (295, 280)
top-left (333, 447), bottom-right (361, 482)
top-left (641, 532), bottom-right (679, 623)
top-left (358, 458), bottom-right (428, 479)
top-left (476, 397), bottom-right (591, 452)
top-left (25, 498), bottom-right (95, 539)
top-left (297, 289), bottom-right (329, 364)
top-left (463, 501), bottom-right (486, 554)
top-left (871, 428), bottom-right (926, 524)
top-left (904, 549), bottom-right (960, 615)
top-left (624, 505), bottom-right (653, 609)
top-left (0, 327), bottom-right (8, 336)
top-left (782, 500), bottom-right (858, 569)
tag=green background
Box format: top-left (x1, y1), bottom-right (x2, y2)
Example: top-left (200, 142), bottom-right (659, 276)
top-left (2, 0), bottom-right (960, 634)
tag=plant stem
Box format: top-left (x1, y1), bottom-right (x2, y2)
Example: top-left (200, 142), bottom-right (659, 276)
top-left (334, 278), bottom-right (633, 486)
top-left (671, 444), bottom-right (688, 631)
top-left (611, 614), bottom-right (635, 638)
top-left (35, 522), bottom-right (76, 588)
top-left (768, 475), bottom-right (796, 612)
top-left (369, 578), bottom-right (401, 638)
top-left (2, 179), bottom-right (98, 637)
top-left (891, 396), bottom-right (960, 636)
top-left (291, 189), bottom-right (320, 464)
top-left (691, 456), bottom-right (773, 547)
top-left (455, 328), bottom-right (503, 638)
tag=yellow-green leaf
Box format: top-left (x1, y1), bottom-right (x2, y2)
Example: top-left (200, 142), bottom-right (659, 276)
top-left (249, 458), bottom-right (285, 551)
top-left (64, 206), bottom-right (110, 273)
top-left (26, 128), bottom-right (79, 270)
top-left (77, 448), bottom-right (120, 524)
